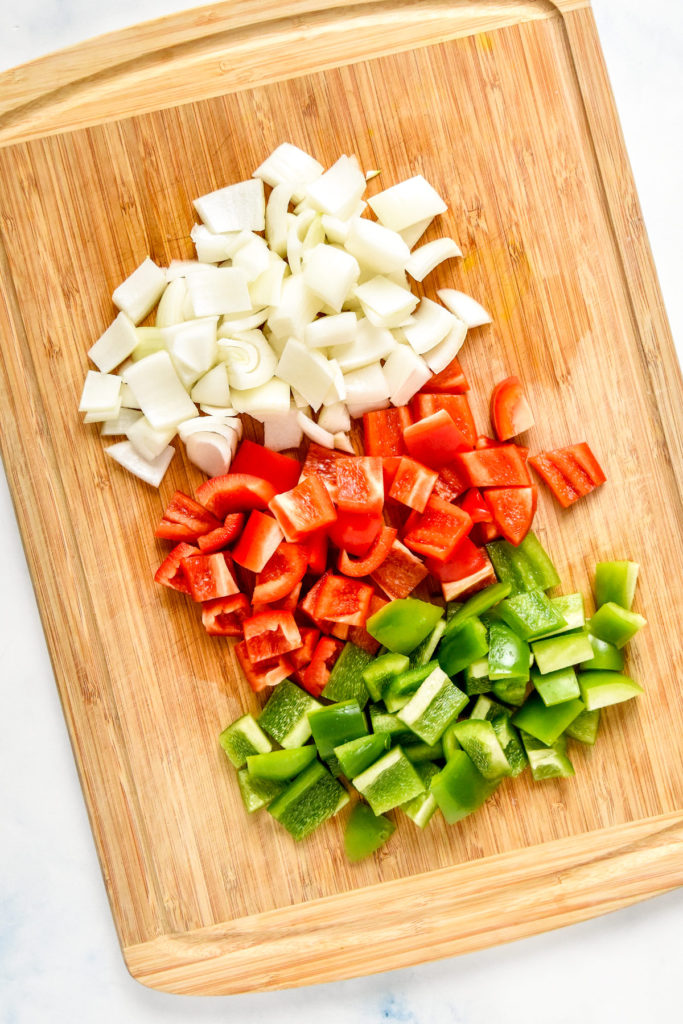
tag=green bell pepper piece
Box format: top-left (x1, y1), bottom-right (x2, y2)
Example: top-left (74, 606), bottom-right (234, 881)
top-left (383, 661), bottom-right (438, 713)
top-left (531, 631), bottom-right (594, 675)
top-left (469, 694), bottom-right (504, 720)
top-left (362, 652), bottom-right (410, 702)
top-left (545, 593), bottom-right (585, 636)
top-left (334, 732), bottom-right (392, 778)
top-left (397, 666), bottom-right (468, 745)
top-left (430, 751), bottom-right (500, 824)
top-left (368, 705), bottom-right (413, 738)
top-left (441, 720), bottom-right (462, 761)
top-left (531, 665), bottom-right (581, 706)
top-left (512, 692), bottom-right (584, 745)
top-left (452, 719), bottom-right (511, 780)
top-left (594, 560), bottom-right (639, 610)
top-left (565, 707), bottom-right (600, 745)
top-left (309, 700), bottom-right (367, 760)
top-left (246, 745), bottom-right (317, 781)
top-left (489, 711), bottom-right (527, 776)
top-left (521, 731), bottom-right (575, 780)
top-left (486, 531), bottom-right (560, 596)
top-left (400, 761), bottom-right (440, 828)
top-left (236, 770), bottom-right (286, 813)
top-left (403, 740), bottom-right (444, 763)
top-left (344, 802), bottom-right (396, 862)
top-left (437, 616), bottom-right (489, 675)
top-left (498, 589), bottom-right (567, 641)
top-left (487, 620), bottom-right (531, 680)
top-left (577, 670), bottom-right (644, 710)
top-left (366, 598), bottom-right (444, 655)
top-left (446, 601), bottom-right (464, 622)
top-left (410, 619), bottom-right (447, 667)
top-left (322, 642), bottom-right (373, 707)
top-left (588, 602), bottom-right (646, 649)
top-left (583, 633), bottom-right (625, 671)
top-left (445, 582), bottom-right (512, 634)
top-left (464, 656), bottom-right (491, 695)
top-left (353, 747), bottom-right (425, 814)
top-left (490, 676), bottom-right (528, 706)
top-left (259, 681), bottom-right (322, 748)
top-left (219, 713), bottom-right (273, 768)
top-left (269, 761), bottom-right (349, 840)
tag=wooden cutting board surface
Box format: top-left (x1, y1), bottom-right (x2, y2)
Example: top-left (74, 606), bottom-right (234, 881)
top-left (0, 0), bottom-right (681, 996)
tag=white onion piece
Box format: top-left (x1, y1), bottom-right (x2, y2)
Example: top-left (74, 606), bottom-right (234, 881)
top-left (119, 382), bottom-right (142, 410)
top-left (126, 416), bottom-right (177, 461)
top-left (112, 258), bottom-right (167, 325)
top-left (399, 217), bottom-right (433, 250)
top-left (83, 401), bottom-right (122, 424)
top-left (219, 308), bottom-right (269, 332)
top-left (190, 224), bottom-right (248, 263)
top-left (197, 405), bottom-right (241, 423)
top-left (267, 274), bottom-right (322, 340)
top-left (185, 431), bottom-right (233, 477)
top-left (88, 312), bottom-right (138, 373)
top-left (402, 298), bottom-right (457, 354)
top-left (368, 175), bottom-right (447, 232)
top-left (290, 387), bottom-right (310, 409)
top-left (190, 362), bottom-right (231, 406)
top-left (302, 215), bottom-right (325, 252)
top-left (297, 411), bottom-right (335, 449)
top-left (161, 317), bottom-right (218, 389)
top-left (424, 320), bottom-right (467, 373)
top-left (177, 415), bottom-right (234, 442)
top-left (79, 370), bottom-right (122, 414)
top-left (345, 218), bottom-right (410, 275)
top-left (342, 361), bottom-right (390, 409)
top-left (303, 243), bottom-right (360, 312)
top-left (165, 259), bottom-right (214, 280)
top-left (105, 440), bottom-right (174, 488)
top-left (346, 397), bottom-right (391, 418)
top-left (354, 276), bottom-right (418, 328)
top-left (193, 178), bottom-right (265, 233)
top-left (232, 234), bottom-right (271, 281)
top-left (365, 169), bottom-right (381, 181)
top-left (317, 402), bottom-right (350, 434)
top-left (305, 155), bottom-right (366, 220)
top-left (321, 213), bottom-right (353, 245)
top-left (382, 345), bottom-right (431, 406)
top-left (331, 317), bottom-right (395, 372)
top-left (100, 407), bottom-right (143, 436)
top-left (156, 278), bottom-right (189, 328)
top-left (406, 237), bottom-right (463, 281)
top-left (249, 253), bottom-right (287, 309)
top-left (218, 329), bottom-right (277, 390)
top-left (122, 351), bottom-right (196, 429)
top-left (286, 218), bottom-right (304, 274)
top-left (186, 267), bottom-right (251, 317)
top-left (265, 183), bottom-right (294, 257)
top-left (277, 340), bottom-right (338, 412)
top-left (230, 378), bottom-right (291, 420)
top-left (437, 288), bottom-right (492, 328)
top-left (334, 431), bottom-right (355, 453)
top-left (304, 311), bottom-right (357, 349)
top-left (322, 360), bottom-right (346, 406)
top-left (262, 405), bottom-right (304, 451)
top-left (253, 143), bottom-right (324, 202)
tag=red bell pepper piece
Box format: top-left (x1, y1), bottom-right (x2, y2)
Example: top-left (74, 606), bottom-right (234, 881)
top-left (389, 456), bottom-right (438, 512)
top-left (471, 520), bottom-right (502, 545)
top-left (197, 512), bottom-right (246, 552)
top-left (195, 473), bottom-right (276, 517)
top-left (381, 456), bottom-right (402, 493)
top-left (483, 486), bottom-right (537, 546)
top-left (244, 609), bottom-right (302, 663)
top-left (251, 582), bottom-right (302, 617)
top-left (348, 594), bottom-right (388, 655)
top-left (327, 510), bottom-right (383, 556)
top-left (529, 443), bottom-right (606, 508)
top-left (330, 622), bottom-right (351, 640)
top-left (403, 409), bottom-right (472, 469)
top-left (300, 443), bottom-right (346, 501)
top-left (475, 435), bottom-right (530, 461)
top-left (362, 406), bottom-right (412, 457)
top-left (454, 445), bottom-right (531, 488)
top-left (337, 525), bottom-right (398, 578)
top-left (420, 354), bottom-right (469, 394)
top-left (409, 394), bottom-right (477, 446)
top-left (153, 542), bottom-right (199, 594)
top-left (154, 490), bottom-right (222, 541)
top-left (299, 573), bottom-right (330, 630)
top-left (229, 439), bottom-right (301, 493)
top-left (269, 475), bottom-right (337, 542)
top-left (200, 593), bottom-right (250, 636)
top-left (403, 495), bottom-right (473, 563)
top-left (458, 487), bottom-right (493, 524)
top-left (231, 510), bottom-right (284, 572)
top-left (234, 641), bottom-right (293, 692)
top-left (426, 536), bottom-right (497, 601)
top-left (335, 456), bottom-right (384, 515)
top-left (288, 627), bottom-right (321, 675)
top-left (180, 551), bottom-right (240, 602)
top-left (370, 539), bottom-right (429, 600)
top-left (252, 542), bottom-right (309, 605)
top-left (306, 531), bottom-right (329, 575)
top-left (432, 461), bottom-right (470, 502)
top-left (314, 574), bottom-right (374, 626)
top-left (300, 637), bottom-right (345, 697)
top-left (490, 376), bottom-right (534, 441)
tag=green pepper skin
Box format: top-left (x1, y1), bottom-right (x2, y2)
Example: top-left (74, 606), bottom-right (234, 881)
top-left (582, 634), bottom-right (625, 672)
top-left (488, 620), bottom-right (531, 681)
top-left (246, 745), bottom-right (318, 781)
top-left (445, 582), bottom-right (512, 633)
top-left (531, 665), bottom-right (581, 707)
top-left (334, 732), bottom-right (392, 778)
top-left (577, 671), bottom-right (644, 710)
top-left (486, 531), bottom-right (560, 595)
top-left (366, 599), bottom-right (444, 655)
top-left (344, 803), bottom-right (396, 862)
top-left (565, 708), bottom-right (600, 745)
top-left (309, 700), bottom-right (368, 759)
top-left (588, 602), bottom-right (646, 649)
top-left (531, 631), bottom-right (594, 675)
top-left (269, 762), bottom-right (348, 840)
top-left (437, 617), bottom-right (489, 676)
top-left (498, 590), bottom-right (567, 641)
top-left (594, 561), bottom-right (639, 611)
top-left (511, 692), bottom-right (585, 745)
top-left (430, 751), bottom-right (500, 824)
top-left (362, 652), bottom-right (410, 702)
top-left (521, 732), bottom-right (575, 780)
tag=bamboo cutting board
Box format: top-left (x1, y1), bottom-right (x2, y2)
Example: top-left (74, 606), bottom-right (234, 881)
top-left (0, 0), bottom-right (681, 996)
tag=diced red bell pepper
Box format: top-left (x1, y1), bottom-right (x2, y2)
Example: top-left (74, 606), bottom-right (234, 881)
top-left (180, 551), bottom-right (239, 602)
top-left (299, 573), bottom-right (330, 630)
top-left (420, 354), bottom-right (469, 393)
top-left (229, 439), bottom-right (301, 494)
top-left (335, 457), bottom-right (384, 515)
top-left (288, 627), bottom-right (320, 675)
top-left (243, 610), bottom-right (302, 663)
top-left (529, 443), bottom-right (606, 508)
top-left (251, 582), bottom-right (302, 617)
top-left (201, 593), bottom-right (250, 636)
top-left (403, 496), bottom-right (473, 563)
top-left (300, 443), bottom-right (346, 501)
top-left (300, 636), bottom-right (344, 697)
top-left (471, 520), bottom-right (502, 545)
top-left (197, 512), bottom-right (246, 552)
top-left (153, 542), bottom-right (200, 594)
top-left (251, 542), bottom-right (309, 604)
top-left (483, 485), bottom-right (537, 546)
top-left (458, 487), bottom-right (494, 524)
top-left (195, 474), bottom-right (276, 517)
top-left (330, 622), bottom-right (350, 640)
top-left (269, 475), bottom-right (337, 542)
top-left (154, 490), bottom-right (222, 541)
top-left (306, 531), bottom-right (329, 575)
top-left (426, 536), bottom-right (497, 601)
top-left (409, 394), bottom-right (477, 447)
top-left (389, 456), bottom-right (438, 512)
top-left (231, 510), bottom-right (284, 573)
top-left (382, 456), bottom-right (402, 492)
top-left (475, 435), bottom-right (530, 461)
top-left (234, 641), bottom-right (293, 693)
top-left (403, 409), bottom-right (472, 469)
top-left (314, 574), bottom-right (374, 626)
top-left (454, 445), bottom-right (531, 488)
top-left (363, 406), bottom-right (412, 457)
top-left (337, 525), bottom-right (398, 578)
top-left (348, 595), bottom-right (388, 655)
top-left (432, 461), bottom-right (470, 502)
top-left (327, 510), bottom-right (383, 556)
top-left (491, 376), bottom-right (534, 441)
top-left (370, 539), bottom-right (429, 599)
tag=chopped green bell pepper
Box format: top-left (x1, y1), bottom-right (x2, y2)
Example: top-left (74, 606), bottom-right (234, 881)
top-left (344, 802), bottom-right (396, 862)
top-left (486, 531), bottom-right (560, 596)
top-left (487, 620), bottom-right (531, 680)
top-left (309, 699), bottom-right (368, 763)
top-left (366, 598), bottom-right (444, 655)
top-left (531, 631), bottom-right (594, 675)
top-left (445, 582), bottom-right (512, 633)
top-left (583, 633), bottom-right (625, 671)
top-left (531, 665), bottom-right (580, 706)
top-left (410, 619), bottom-right (447, 667)
top-left (594, 560), bottom-right (639, 610)
top-left (401, 762), bottom-right (440, 828)
top-left (511, 692), bottom-right (584, 744)
top-left (490, 676), bottom-right (528, 706)
top-left (246, 745), bottom-right (318, 781)
top-left (403, 739), bottom-right (444, 763)
top-left (489, 711), bottom-right (527, 776)
top-left (269, 761), bottom-right (349, 839)
top-left (368, 704), bottom-right (414, 739)
top-left (322, 642), bottom-right (373, 707)
top-left (565, 707), bottom-right (600, 745)
top-left (259, 681), bottom-right (322, 748)
top-left (588, 602), bottom-right (646, 649)
top-left (437, 616), bottom-right (489, 676)
top-left (577, 670), bottom-right (644, 710)
top-left (546, 593), bottom-right (585, 635)
top-left (464, 656), bottom-right (491, 695)
top-left (442, 720), bottom-right (462, 761)
top-left (353, 746), bottom-right (425, 815)
top-left (383, 661), bottom-right (438, 713)
top-left (219, 713), bottom-right (273, 768)
top-left (397, 666), bottom-right (468, 745)
top-left (498, 589), bottom-right (567, 641)
top-left (521, 731), bottom-right (575, 780)
top-left (237, 770), bottom-right (285, 812)
top-left (362, 652), bottom-right (410, 702)
top-left (430, 750), bottom-right (500, 824)
top-left (334, 732), bottom-right (392, 778)
top-left (452, 719), bottom-right (511, 780)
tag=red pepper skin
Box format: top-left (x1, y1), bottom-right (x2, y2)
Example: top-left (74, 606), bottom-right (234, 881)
top-left (529, 443), bottom-right (606, 508)
top-left (348, 595), bottom-right (388, 655)
top-left (314, 574), bottom-right (374, 626)
top-left (300, 637), bottom-right (345, 697)
top-left (269, 476), bottom-right (337, 542)
top-left (471, 520), bottom-right (502, 545)
top-left (243, 610), bottom-right (302, 663)
top-left (419, 355), bottom-right (469, 393)
top-left (300, 443), bottom-right (346, 501)
top-left (432, 462), bottom-right (470, 502)
top-left (288, 627), bottom-right (321, 675)
top-left (426, 536), bottom-right (497, 601)
top-left (197, 512), bottom-right (246, 552)
top-left (229, 439), bottom-right (300, 494)
top-left (231, 510), bottom-right (283, 572)
top-left (335, 457), bottom-right (384, 515)
top-left (403, 409), bottom-right (472, 469)
top-left (154, 542), bottom-right (200, 593)
top-left (403, 496), bottom-right (473, 563)
top-left (252, 582), bottom-right (302, 617)
top-left (490, 376), bottom-right (534, 441)
top-left (370, 539), bottom-right (429, 600)
top-left (337, 525), bottom-right (398, 578)
top-left (306, 531), bottom-right (329, 575)
top-left (409, 394), bottom-right (477, 446)
top-left (180, 552), bottom-right (240, 602)
top-left (363, 406), bottom-right (412, 457)
top-left (458, 487), bottom-right (494, 524)
top-left (381, 456), bottom-right (402, 493)
top-left (454, 445), bottom-right (531, 488)
top-left (475, 435), bottom-right (530, 461)
top-left (483, 486), bottom-right (537, 546)
top-left (195, 474), bottom-right (276, 517)
top-left (201, 593), bottom-right (250, 636)
top-left (328, 510), bottom-right (383, 556)
top-left (299, 573), bottom-right (331, 631)
top-left (389, 457), bottom-right (438, 512)
top-left (234, 641), bottom-right (293, 692)
top-left (251, 542), bottom-right (309, 604)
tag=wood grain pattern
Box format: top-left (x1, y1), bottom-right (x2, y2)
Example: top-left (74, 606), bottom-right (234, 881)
top-left (0, 0), bottom-right (681, 995)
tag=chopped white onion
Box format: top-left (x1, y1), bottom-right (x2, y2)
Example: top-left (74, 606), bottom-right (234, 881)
top-left (112, 258), bottom-right (167, 325)
top-left (190, 362), bottom-right (231, 406)
top-left (186, 267), bottom-right (251, 317)
top-left (122, 350), bottom-right (196, 429)
top-left (155, 278), bottom-right (189, 328)
top-left (249, 253), bottom-right (287, 309)
top-left (267, 274), bottom-right (322, 340)
top-left (231, 233), bottom-right (271, 281)
top-left (198, 405), bottom-right (241, 423)
top-left (219, 308), bottom-right (269, 332)
top-left (297, 411), bottom-right (335, 449)
top-left (321, 213), bottom-right (353, 245)
top-left (193, 178), bottom-right (265, 233)
top-left (402, 298), bottom-right (457, 354)
top-left (382, 345), bottom-right (431, 406)
top-left (229, 378), bottom-right (291, 420)
top-left (405, 237), bottom-right (463, 281)
top-left (399, 217), bottom-right (434, 250)
top-left (345, 218), bottom-right (410, 275)
top-left (333, 431), bottom-right (355, 453)
top-left (304, 311), bottom-right (357, 349)
top-left (218, 329), bottom-right (277, 390)
top-left (265, 183), bottom-right (294, 257)
top-left (105, 440), bottom-right (174, 488)
top-left (368, 175), bottom-right (447, 232)
top-left (332, 317), bottom-right (395, 372)
top-left (262, 404), bottom-right (304, 451)
top-left (79, 370), bottom-right (122, 414)
top-left (437, 288), bottom-right (492, 328)
top-left (277, 340), bottom-right (338, 412)
top-left (177, 415), bottom-right (235, 442)
top-left (161, 317), bottom-right (218, 389)
top-left (354, 276), bottom-right (418, 328)
top-left (83, 401), bottom-right (122, 424)
top-left (100, 407), bottom-right (143, 436)
top-left (253, 143), bottom-right (324, 201)
top-left (185, 431), bottom-right (234, 477)
top-left (303, 243), bottom-right (360, 312)
top-left (317, 402), bottom-right (350, 434)
top-left (290, 387), bottom-right (310, 409)
top-left (305, 155), bottom-right (366, 220)
top-left (190, 223), bottom-right (248, 263)
top-left (126, 416), bottom-right (177, 462)
top-left (346, 397), bottom-right (391, 418)
top-left (88, 312), bottom-right (138, 373)
top-left (424, 319), bottom-right (467, 373)
top-left (342, 361), bottom-right (390, 409)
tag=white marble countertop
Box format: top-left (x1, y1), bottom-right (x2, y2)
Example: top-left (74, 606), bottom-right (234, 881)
top-left (1, 2), bottom-right (681, 1022)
